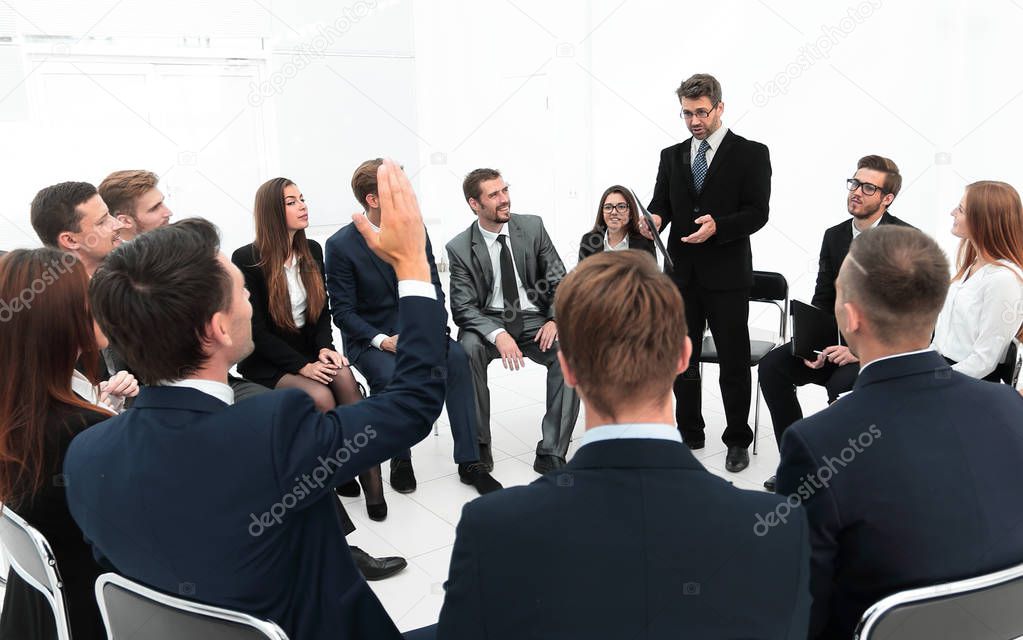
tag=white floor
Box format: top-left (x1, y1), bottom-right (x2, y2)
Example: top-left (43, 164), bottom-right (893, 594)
top-left (348, 359), bottom-right (831, 632)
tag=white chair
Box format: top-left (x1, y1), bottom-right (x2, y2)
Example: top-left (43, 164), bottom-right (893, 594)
top-left (95, 572), bottom-right (289, 639)
top-left (855, 560), bottom-right (1023, 639)
top-left (0, 505), bottom-right (73, 640)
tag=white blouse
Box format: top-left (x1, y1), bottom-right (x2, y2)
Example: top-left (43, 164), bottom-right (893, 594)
top-left (284, 256), bottom-right (308, 329)
top-left (71, 369), bottom-right (122, 413)
top-left (933, 260), bottom-right (1023, 379)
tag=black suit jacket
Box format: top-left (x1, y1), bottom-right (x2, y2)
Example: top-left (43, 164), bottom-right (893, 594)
top-left (777, 351), bottom-right (1023, 639)
top-left (810, 212), bottom-right (913, 313)
top-left (648, 130), bottom-right (771, 289)
top-left (232, 240), bottom-right (334, 385)
top-left (438, 437), bottom-right (811, 639)
top-left (0, 403), bottom-right (109, 640)
top-left (325, 224), bottom-right (444, 363)
top-left (577, 230), bottom-right (655, 262)
top-left (65, 295), bottom-right (448, 640)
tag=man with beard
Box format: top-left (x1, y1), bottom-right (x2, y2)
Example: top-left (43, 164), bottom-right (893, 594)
top-left (758, 155), bottom-right (912, 491)
top-left (446, 168), bottom-right (580, 474)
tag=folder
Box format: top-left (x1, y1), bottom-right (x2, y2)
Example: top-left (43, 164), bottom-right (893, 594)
top-left (790, 300), bottom-right (841, 361)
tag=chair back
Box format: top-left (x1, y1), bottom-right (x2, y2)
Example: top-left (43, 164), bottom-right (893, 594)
top-left (96, 572), bottom-right (290, 639)
top-left (751, 270), bottom-right (789, 342)
top-left (0, 505), bottom-right (73, 640)
top-left (855, 561), bottom-right (1023, 639)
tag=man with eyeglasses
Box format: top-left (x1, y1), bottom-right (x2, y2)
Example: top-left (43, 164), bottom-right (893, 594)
top-left (642, 73), bottom-right (772, 473)
top-left (757, 155), bottom-right (912, 491)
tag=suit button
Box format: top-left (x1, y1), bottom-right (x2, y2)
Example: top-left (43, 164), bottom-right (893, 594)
top-left (693, 207), bottom-right (700, 214)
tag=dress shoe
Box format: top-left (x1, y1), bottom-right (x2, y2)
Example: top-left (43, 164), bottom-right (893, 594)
top-left (725, 446), bottom-right (750, 473)
top-left (763, 475), bottom-right (777, 492)
top-left (458, 462), bottom-right (503, 495)
top-left (335, 479), bottom-right (360, 498)
top-left (389, 459), bottom-right (417, 494)
top-left (533, 454), bottom-right (560, 475)
top-left (349, 546), bottom-right (406, 581)
top-left (684, 438), bottom-right (705, 450)
top-left (478, 442), bottom-right (494, 472)
top-left (366, 500), bottom-right (388, 521)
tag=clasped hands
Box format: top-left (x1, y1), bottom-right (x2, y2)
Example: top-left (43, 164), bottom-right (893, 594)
top-left (637, 213), bottom-right (716, 243)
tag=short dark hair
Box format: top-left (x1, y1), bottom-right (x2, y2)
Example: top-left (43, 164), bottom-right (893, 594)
top-left (555, 251), bottom-right (687, 419)
top-left (30, 182), bottom-right (98, 247)
top-left (840, 226), bottom-right (949, 345)
top-left (462, 168), bottom-right (502, 205)
top-left (89, 217), bottom-right (233, 384)
top-left (351, 158), bottom-right (384, 210)
top-left (676, 73), bottom-right (722, 104)
top-left (856, 155), bottom-right (902, 197)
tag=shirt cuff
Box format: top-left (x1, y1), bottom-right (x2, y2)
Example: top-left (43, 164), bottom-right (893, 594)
top-left (371, 334), bottom-right (387, 349)
top-left (398, 280), bottom-right (438, 300)
top-left (486, 328), bottom-right (506, 344)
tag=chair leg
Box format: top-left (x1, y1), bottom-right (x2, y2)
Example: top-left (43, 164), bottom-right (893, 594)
top-left (433, 421), bottom-right (439, 436)
top-left (753, 379), bottom-right (761, 455)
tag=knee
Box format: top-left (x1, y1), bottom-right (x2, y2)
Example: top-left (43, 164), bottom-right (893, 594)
top-left (308, 385), bottom-right (337, 413)
top-left (458, 332), bottom-right (486, 360)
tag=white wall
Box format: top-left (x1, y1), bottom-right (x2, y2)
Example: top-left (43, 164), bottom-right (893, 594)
top-left (3, 0), bottom-right (1023, 326)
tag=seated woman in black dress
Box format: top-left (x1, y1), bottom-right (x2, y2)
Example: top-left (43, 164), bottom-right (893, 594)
top-left (0, 249), bottom-right (120, 640)
top-left (578, 185), bottom-right (656, 262)
top-left (232, 178), bottom-right (387, 520)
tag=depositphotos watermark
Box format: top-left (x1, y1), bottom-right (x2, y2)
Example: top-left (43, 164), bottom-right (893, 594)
top-left (753, 424), bottom-right (882, 537)
top-left (248, 425), bottom-right (377, 537)
top-left (0, 251), bottom-right (78, 322)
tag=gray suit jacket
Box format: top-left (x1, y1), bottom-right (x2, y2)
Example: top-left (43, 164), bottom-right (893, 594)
top-left (446, 214), bottom-right (566, 338)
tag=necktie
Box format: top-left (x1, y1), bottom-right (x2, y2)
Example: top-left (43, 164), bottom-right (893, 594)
top-left (692, 139), bottom-right (710, 193)
top-left (496, 235), bottom-right (524, 338)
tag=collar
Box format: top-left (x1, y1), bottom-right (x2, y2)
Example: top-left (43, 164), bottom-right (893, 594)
top-left (854, 348), bottom-right (948, 390)
top-left (851, 214), bottom-right (884, 238)
top-left (567, 436), bottom-right (703, 472)
top-left (580, 423), bottom-right (681, 449)
top-left (603, 230), bottom-right (629, 251)
top-left (476, 220), bottom-right (509, 246)
top-left (161, 379), bottom-right (235, 406)
top-left (695, 125), bottom-right (728, 151)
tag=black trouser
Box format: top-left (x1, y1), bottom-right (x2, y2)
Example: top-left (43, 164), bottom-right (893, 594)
top-left (674, 281), bottom-right (754, 448)
top-left (758, 341), bottom-right (860, 447)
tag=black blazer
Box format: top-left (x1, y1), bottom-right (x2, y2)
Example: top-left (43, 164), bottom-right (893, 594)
top-left (648, 130), bottom-right (771, 289)
top-left (777, 351), bottom-right (1023, 639)
top-left (65, 295), bottom-right (448, 640)
top-left (577, 230), bottom-right (655, 262)
top-left (438, 437), bottom-right (811, 639)
top-left (0, 403), bottom-right (109, 640)
top-left (810, 212), bottom-right (913, 313)
top-left (232, 240), bottom-right (334, 386)
top-left (325, 224), bottom-right (444, 363)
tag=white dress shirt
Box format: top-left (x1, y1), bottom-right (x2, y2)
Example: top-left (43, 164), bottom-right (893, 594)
top-left (579, 423), bottom-right (682, 449)
top-left (283, 255), bottom-right (308, 329)
top-left (477, 221), bottom-right (538, 343)
top-left (933, 260), bottom-right (1023, 379)
top-left (695, 125), bottom-right (729, 167)
top-left (164, 379), bottom-right (236, 405)
top-left (603, 231), bottom-right (630, 252)
top-left (71, 369), bottom-right (123, 413)
top-left (850, 215), bottom-right (883, 239)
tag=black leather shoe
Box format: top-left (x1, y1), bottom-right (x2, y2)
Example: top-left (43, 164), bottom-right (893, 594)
top-left (533, 454), bottom-right (560, 475)
top-left (684, 438), bottom-right (705, 450)
top-left (459, 462), bottom-right (503, 494)
top-left (335, 479), bottom-right (360, 498)
top-left (478, 443), bottom-right (494, 472)
top-left (366, 500), bottom-right (388, 521)
top-left (349, 546), bottom-right (406, 581)
top-left (763, 475), bottom-right (777, 492)
top-left (725, 446), bottom-right (750, 473)
top-left (389, 459), bottom-right (416, 494)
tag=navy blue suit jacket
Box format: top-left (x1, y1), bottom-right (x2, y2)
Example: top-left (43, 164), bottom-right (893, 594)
top-left (64, 295), bottom-right (448, 640)
top-left (325, 223), bottom-right (444, 363)
top-left (778, 350), bottom-right (1023, 639)
top-left (438, 437), bottom-right (811, 639)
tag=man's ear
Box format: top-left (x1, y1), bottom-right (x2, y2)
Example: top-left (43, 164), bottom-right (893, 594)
top-left (882, 193), bottom-right (895, 209)
top-left (365, 193), bottom-right (379, 210)
top-left (206, 310), bottom-right (233, 353)
top-left (677, 335), bottom-right (692, 374)
top-left (557, 350), bottom-right (577, 389)
top-left (116, 214), bottom-right (136, 230)
top-left (57, 231), bottom-right (79, 251)
top-left (468, 198), bottom-right (480, 214)
top-left (842, 301), bottom-right (862, 336)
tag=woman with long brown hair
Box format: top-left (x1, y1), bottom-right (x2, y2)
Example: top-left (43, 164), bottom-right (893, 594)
top-left (578, 185), bottom-right (656, 262)
top-left (933, 180), bottom-right (1023, 380)
top-left (0, 249), bottom-right (111, 639)
top-left (232, 178), bottom-right (387, 519)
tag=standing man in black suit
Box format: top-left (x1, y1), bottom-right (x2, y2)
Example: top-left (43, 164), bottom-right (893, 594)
top-left (446, 168), bottom-right (580, 474)
top-left (644, 73), bottom-right (772, 472)
top-left (777, 226), bottom-right (1023, 639)
top-left (438, 251), bottom-right (810, 639)
top-left (759, 155), bottom-right (913, 491)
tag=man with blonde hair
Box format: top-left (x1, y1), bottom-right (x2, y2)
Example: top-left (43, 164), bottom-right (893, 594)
top-left (438, 251), bottom-right (810, 639)
top-left (98, 170), bottom-right (172, 242)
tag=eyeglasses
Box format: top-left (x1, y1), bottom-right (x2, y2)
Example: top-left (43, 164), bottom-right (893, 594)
top-left (602, 203), bottom-right (630, 213)
top-left (680, 102), bottom-right (719, 120)
top-left (846, 178), bottom-right (887, 197)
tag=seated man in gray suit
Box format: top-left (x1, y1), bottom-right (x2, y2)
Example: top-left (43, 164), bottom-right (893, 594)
top-left (446, 168), bottom-right (580, 474)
